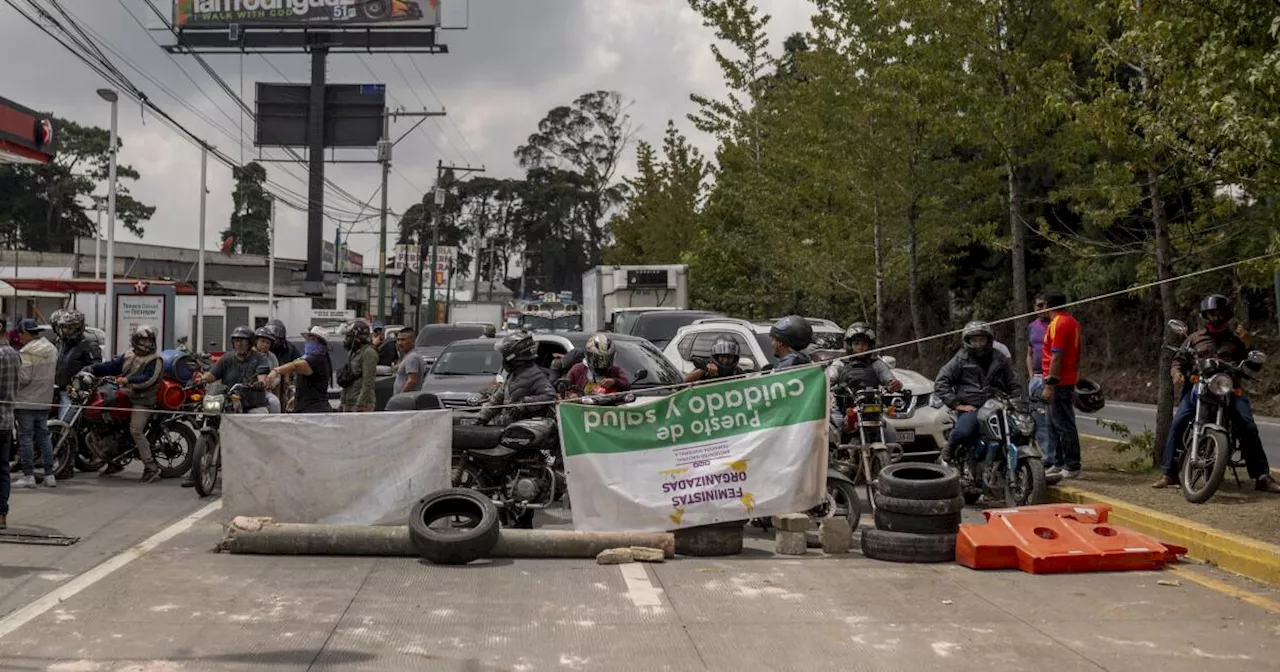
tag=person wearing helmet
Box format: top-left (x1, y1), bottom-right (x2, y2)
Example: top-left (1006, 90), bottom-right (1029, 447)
top-left (830, 323), bottom-right (901, 392)
top-left (1153, 295), bottom-right (1280, 492)
top-left (479, 331), bottom-right (555, 426)
top-left (375, 322), bottom-right (399, 366)
top-left (253, 327), bottom-right (282, 413)
top-left (338, 319), bottom-right (378, 413)
top-left (934, 321), bottom-right (1018, 466)
top-left (46, 310), bottom-right (66, 346)
top-left (685, 337), bottom-right (745, 383)
top-left (90, 325), bottom-right (164, 482)
top-left (267, 327), bottom-right (333, 414)
top-left (770, 315), bottom-right (813, 370)
top-left (1039, 290), bottom-right (1084, 479)
top-left (567, 332), bottom-right (631, 396)
top-left (53, 310), bottom-right (101, 423)
top-left (196, 326), bottom-right (269, 413)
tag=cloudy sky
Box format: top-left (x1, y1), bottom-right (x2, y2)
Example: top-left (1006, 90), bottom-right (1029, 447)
top-left (1, 0), bottom-right (815, 268)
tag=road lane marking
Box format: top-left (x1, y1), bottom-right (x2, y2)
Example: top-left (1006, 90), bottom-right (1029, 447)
top-left (618, 563), bottom-right (662, 608)
top-left (0, 499), bottom-right (222, 640)
top-left (1167, 565), bottom-right (1280, 613)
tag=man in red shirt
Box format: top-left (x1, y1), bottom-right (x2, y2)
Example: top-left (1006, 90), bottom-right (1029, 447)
top-left (1041, 289), bottom-right (1082, 478)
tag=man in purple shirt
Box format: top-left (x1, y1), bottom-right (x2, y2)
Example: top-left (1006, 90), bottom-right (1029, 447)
top-left (1027, 293), bottom-right (1054, 465)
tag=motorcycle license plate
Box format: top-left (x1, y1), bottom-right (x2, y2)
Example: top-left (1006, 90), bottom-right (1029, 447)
top-left (897, 429), bottom-right (916, 443)
top-left (861, 405), bottom-right (883, 414)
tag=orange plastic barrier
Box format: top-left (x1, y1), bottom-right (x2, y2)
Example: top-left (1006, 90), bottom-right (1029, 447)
top-left (955, 503), bottom-right (1187, 574)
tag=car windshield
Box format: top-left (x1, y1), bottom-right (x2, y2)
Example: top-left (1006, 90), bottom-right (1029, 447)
top-left (416, 326), bottom-right (487, 348)
top-left (615, 339), bottom-right (683, 386)
top-left (432, 342), bottom-right (502, 376)
top-left (631, 312), bottom-right (722, 348)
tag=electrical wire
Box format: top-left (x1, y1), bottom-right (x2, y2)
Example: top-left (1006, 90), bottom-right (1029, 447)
top-left (406, 53), bottom-right (485, 167)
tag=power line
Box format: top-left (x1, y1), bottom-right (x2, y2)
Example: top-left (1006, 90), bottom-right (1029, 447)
top-left (406, 53), bottom-right (485, 167)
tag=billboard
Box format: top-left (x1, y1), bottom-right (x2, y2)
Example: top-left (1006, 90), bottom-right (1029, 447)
top-left (174, 0), bottom-right (441, 29)
top-left (0, 95), bottom-right (56, 165)
top-left (323, 240), bottom-right (364, 271)
top-left (255, 83), bottom-right (386, 148)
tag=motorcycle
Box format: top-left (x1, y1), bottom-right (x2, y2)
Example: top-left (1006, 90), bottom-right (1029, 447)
top-left (450, 391), bottom-right (634, 528)
top-left (949, 390), bottom-right (1047, 507)
top-left (52, 370), bottom-right (197, 479)
top-left (830, 384), bottom-right (907, 516)
top-left (1165, 319), bottom-right (1264, 503)
top-left (188, 380), bottom-right (262, 497)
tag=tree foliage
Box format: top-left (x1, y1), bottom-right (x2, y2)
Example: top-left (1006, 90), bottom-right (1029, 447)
top-left (222, 161), bottom-right (271, 255)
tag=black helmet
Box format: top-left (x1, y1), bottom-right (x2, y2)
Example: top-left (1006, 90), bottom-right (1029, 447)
top-left (254, 326), bottom-right (274, 346)
top-left (711, 337), bottom-right (740, 369)
top-left (1198, 294), bottom-right (1232, 329)
top-left (496, 331), bottom-right (537, 370)
top-left (844, 322), bottom-right (875, 352)
top-left (340, 319), bottom-right (372, 351)
top-left (1074, 378), bottom-right (1106, 413)
top-left (230, 325), bottom-right (254, 341)
top-left (961, 321), bottom-right (993, 357)
top-left (266, 319), bottom-right (288, 344)
top-left (770, 315), bottom-right (813, 351)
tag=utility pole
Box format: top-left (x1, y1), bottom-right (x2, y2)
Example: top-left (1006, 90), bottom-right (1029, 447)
top-left (196, 144), bottom-right (207, 355)
top-left (428, 159), bottom-right (485, 325)
top-left (377, 107), bottom-right (445, 324)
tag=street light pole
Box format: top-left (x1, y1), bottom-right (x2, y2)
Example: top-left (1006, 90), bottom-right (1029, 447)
top-left (196, 144), bottom-right (207, 354)
top-left (97, 88), bottom-right (119, 357)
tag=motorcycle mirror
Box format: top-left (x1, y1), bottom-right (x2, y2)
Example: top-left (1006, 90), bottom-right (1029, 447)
top-left (634, 369), bottom-right (649, 383)
top-left (1248, 350), bottom-right (1267, 364)
top-left (739, 357), bottom-right (756, 372)
top-left (1167, 319), bottom-right (1188, 335)
top-left (881, 355), bottom-right (897, 369)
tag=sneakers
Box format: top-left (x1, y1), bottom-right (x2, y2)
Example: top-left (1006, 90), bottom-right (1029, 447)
top-left (140, 464), bottom-right (161, 483)
top-left (1046, 465), bottom-right (1063, 478)
top-left (14, 475), bottom-right (36, 489)
top-left (1256, 476), bottom-right (1280, 494)
top-left (1060, 468), bottom-right (1081, 479)
top-left (42, 475), bottom-right (56, 488)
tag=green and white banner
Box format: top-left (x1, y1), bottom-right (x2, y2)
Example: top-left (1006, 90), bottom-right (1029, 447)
top-left (558, 367), bottom-right (830, 533)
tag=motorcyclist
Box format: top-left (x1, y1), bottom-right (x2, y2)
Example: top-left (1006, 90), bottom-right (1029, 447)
top-left (479, 331), bottom-right (555, 426)
top-left (89, 325), bottom-right (164, 482)
top-left (770, 315), bottom-right (813, 370)
top-left (54, 310), bottom-right (102, 423)
top-left (193, 326), bottom-right (269, 414)
top-left (685, 337), bottom-right (744, 383)
top-left (253, 327), bottom-right (282, 413)
top-left (828, 323), bottom-right (903, 440)
top-left (1152, 295), bottom-right (1280, 492)
top-left (566, 332), bottom-right (630, 396)
top-left (265, 319), bottom-right (302, 365)
top-left (934, 321), bottom-right (1018, 467)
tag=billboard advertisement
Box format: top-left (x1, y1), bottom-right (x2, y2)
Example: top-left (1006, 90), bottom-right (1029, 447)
top-left (174, 1), bottom-right (441, 29)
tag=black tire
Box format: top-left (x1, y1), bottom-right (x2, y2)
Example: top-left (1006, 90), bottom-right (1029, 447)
top-left (874, 508), bottom-right (962, 535)
top-left (874, 493), bottom-right (965, 516)
top-left (408, 488), bottom-right (501, 565)
top-left (191, 434), bottom-right (220, 497)
top-left (1006, 457), bottom-right (1047, 507)
top-left (452, 425), bottom-right (505, 450)
top-left (149, 420), bottom-right (197, 479)
top-left (49, 423), bottom-right (76, 480)
top-left (963, 491), bottom-right (983, 506)
top-left (860, 529), bottom-right (957, 563)
top-left (876, 462), bottom-right (960, 500)
top-left (363, 0), bottom-right (389, 20)
top-left (1181, 427), bottom-right (1230, 504)
top-left (809, 477), bottom-right (862, 534)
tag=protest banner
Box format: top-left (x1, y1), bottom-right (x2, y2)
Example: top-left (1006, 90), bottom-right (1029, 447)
top-left (559, 366), bottom-right (829, 532)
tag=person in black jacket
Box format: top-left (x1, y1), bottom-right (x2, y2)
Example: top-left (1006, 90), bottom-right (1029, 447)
top-left (480, 331), bottom-right (555, 426)
top-left (935, 321), bottom-right (1018, 466)
top-left (54, 310), bottom-right (101, 422)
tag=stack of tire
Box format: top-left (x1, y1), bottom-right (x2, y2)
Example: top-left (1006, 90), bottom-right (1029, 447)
top-left (409, 488), bottom-right (502, 565)
top-left (861, 463), bottom-right (962, 563)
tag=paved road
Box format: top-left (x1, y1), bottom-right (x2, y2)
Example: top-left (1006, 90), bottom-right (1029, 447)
top-left (2, 485), bottom-right (1280, 670)
top-left (1081, 400), bottom-right (1280, 468)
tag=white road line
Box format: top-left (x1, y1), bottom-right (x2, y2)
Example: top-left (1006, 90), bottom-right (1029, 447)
top-left (0, 499), bottom-right (222, 640)
top-left (618, 563), bottom-right (662, 608)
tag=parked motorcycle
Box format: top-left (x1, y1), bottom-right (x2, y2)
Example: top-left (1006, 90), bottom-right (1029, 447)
top-left (52, 370), bottom-right (196, 479)
top-left (830, 384), bottom-right (907, 517)
top-left (188, 380), bottom-right (262, 497)
top-left (1165, 319), bottom-right (1264, 503)
top-left (948, 390), bottom-right (1047, 507)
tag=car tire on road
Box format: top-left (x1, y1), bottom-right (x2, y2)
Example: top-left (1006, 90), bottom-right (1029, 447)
top-left (873, 494), bottom-right (965, 516)
top-left (408, 488), bottom-right (501, 565)
top-left (860, 529), bottom-right (957, 563)
top-left (873, 508), bottom-right (961, 535)
top-left (876, 463), bottom-right (960, 500)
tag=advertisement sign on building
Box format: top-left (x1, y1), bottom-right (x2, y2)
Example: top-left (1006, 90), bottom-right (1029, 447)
top-left (115, 295), bottom-right (166, 358)
top-left (173, 0), bottom-right (441, 29)
top-left (394, 244), bottom-right (457, 288)
top-left (323, 240), bottom-right (364, 272)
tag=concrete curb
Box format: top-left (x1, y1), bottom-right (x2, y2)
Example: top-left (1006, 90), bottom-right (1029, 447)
top-left (1048, 485), bottom-right (1280, 587)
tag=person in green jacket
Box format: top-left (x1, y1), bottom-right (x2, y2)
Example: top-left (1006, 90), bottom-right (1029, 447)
top-left (339, 319), bottom-right (378, 412)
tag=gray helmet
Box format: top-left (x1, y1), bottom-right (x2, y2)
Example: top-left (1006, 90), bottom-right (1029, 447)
top-left (340, 319), bottom-right (372, 351)
top-left (266, 319), bottom-right (288, 344)
top-left (496, 331), bottom-right (537, 370)
top-left (230, 325), bottom-right (254, 342)
top-left (961, 321), bottom-right (994, 357)
top-left (131, 325), bottom-right (158, 355)
top-left (770, 315), bottom-right (813, 351)
top-left (57, 310), bottom-right (86, 341)
top-left (711, 337), bottom-right (740, 368)
top-left (585, 332), bottom-right (616, 372)
top-left (844, 322), bottom-right (875, 352)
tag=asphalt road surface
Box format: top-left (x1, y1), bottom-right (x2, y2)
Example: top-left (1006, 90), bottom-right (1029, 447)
top-left (1080, 400), bottom-right (1280, 468)
top-left (3, 471), bottom-right (1280, 670)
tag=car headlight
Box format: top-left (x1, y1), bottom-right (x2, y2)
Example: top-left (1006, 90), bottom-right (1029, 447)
top-left (1208, 373), bottom-right (1233, 397)
top-left (202, 394), bottom-right (225, 415)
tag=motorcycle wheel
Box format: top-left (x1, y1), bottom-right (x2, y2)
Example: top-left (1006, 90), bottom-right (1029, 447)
top-left (148, 420), bottom-right (197, 479)
top-left (49, 424), bottom-right (76, 480)
top-left (1180, 427), bottom-right (1230, 504)
top-left (1004, 457), bottom-right (1047, 507)
top-left (191, 434), bottom-right (220, 497)
top-left (450, 455), bottom-right (484, 489)
top-left (809, 478), bottom-right (862, 533)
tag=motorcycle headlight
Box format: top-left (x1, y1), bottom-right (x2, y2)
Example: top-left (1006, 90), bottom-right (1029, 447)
top-left (1208, 373), bottom-right (1233, 397)
top-left (1013, 412), bottom-right (1036, 436)
top-left (202, 394), bottom-right (225, 415)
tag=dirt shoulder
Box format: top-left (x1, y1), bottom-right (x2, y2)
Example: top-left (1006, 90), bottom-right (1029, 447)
top-left (1068, 438), bottom-right (1280, 546)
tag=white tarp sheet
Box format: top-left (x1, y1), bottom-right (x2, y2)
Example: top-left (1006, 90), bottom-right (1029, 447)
top-left (221, 410), bottom-right (452, 525)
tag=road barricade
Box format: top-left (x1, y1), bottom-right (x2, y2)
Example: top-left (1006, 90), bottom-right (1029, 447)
top-left (222, 410), bottom-right (451, 525)
top-left (956, 503), bottom-right (1187, 574)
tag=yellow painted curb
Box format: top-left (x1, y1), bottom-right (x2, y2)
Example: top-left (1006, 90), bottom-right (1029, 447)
top-left (1049, 485), bottom-right (1280, 588)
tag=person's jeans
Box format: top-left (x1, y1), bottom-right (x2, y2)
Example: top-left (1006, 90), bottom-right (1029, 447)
top-left (1163, 391), bottom-right (1271, 480)
top-left (0, 430), bottom-right (12, 515)
top-left (57, 389), bottom-right (71, 423)
top-left (16, 409), bottom-right (55, 477)
top-left (1029, 376), bottom-right (1055, 466)
top-left (947, 410), bottom-right (980, 452)
top-left (1048, 386), bottom-right (1081, 471)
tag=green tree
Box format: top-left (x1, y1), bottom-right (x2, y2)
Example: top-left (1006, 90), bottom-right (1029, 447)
top-left (605, 122), bottom-right (708, 265)
top-left (222, 161), bottom-right (272, 254)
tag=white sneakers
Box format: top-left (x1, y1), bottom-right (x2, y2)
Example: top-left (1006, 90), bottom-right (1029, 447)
top-left (43, 475), bottom-right (56, 488)
top-left (11, 474), bottom-right (55, 488)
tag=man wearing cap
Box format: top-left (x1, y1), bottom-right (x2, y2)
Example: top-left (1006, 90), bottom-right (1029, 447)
top-left (268, 327), bottom-right (333, 413)
top-left (14, 319), bottom-right (58, 488)
top-left (0, 318), bottom-right (21, 526)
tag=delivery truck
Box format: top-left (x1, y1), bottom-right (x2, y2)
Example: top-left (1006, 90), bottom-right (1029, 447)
top-left (581, 265), bottom-right (689, 333)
